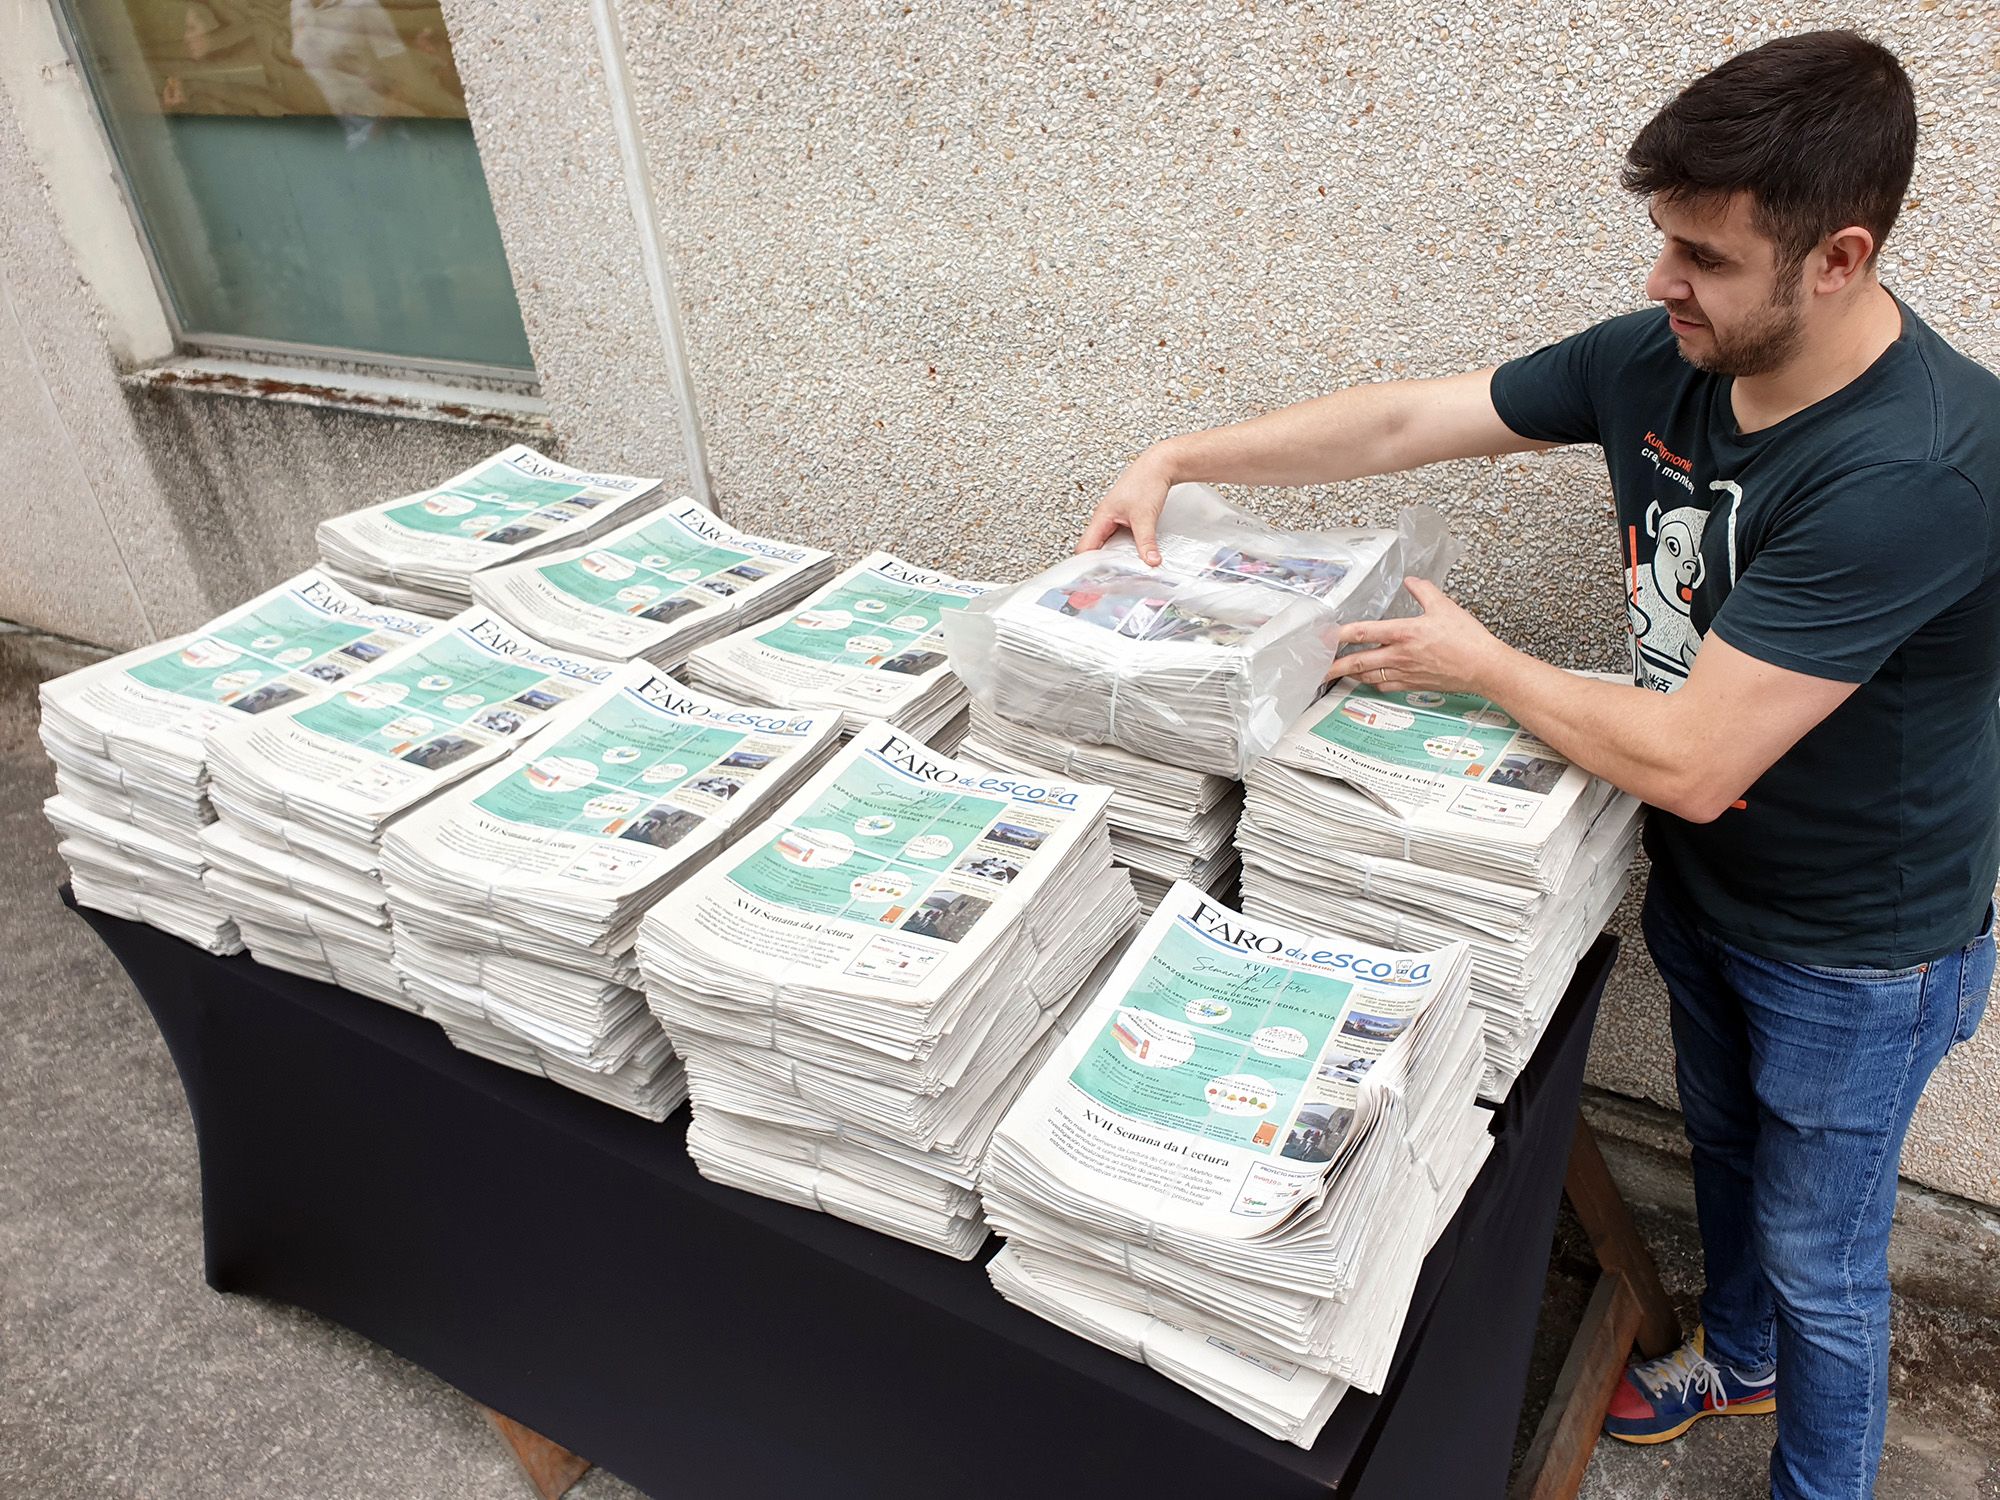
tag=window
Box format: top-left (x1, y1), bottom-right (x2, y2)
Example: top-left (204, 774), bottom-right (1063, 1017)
top-left (56, 0), bottom-right (534, 376)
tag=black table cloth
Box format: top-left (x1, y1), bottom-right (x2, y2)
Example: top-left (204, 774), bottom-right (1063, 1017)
top-left (67, 889), bottom-right (1614, 1500)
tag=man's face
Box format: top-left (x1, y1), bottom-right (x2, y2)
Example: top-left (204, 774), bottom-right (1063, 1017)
top-left (1643, 192), bottom-right (1809, 378)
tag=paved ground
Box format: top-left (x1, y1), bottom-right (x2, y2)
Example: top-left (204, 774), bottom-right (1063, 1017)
top-left (3, 626), bottom-right (1996, 1498)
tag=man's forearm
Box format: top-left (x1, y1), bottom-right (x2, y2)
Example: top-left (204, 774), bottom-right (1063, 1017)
top-left (1477, 648), bottom-right (1719, 821)
top-left (1148, 382), bottom-right (1425, 489)
top-left (1145, 368), bottom-right (1545, 491)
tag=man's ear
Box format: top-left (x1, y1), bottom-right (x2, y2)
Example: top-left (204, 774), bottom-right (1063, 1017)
top-left (1811, 225), bottom-right (1880, 296)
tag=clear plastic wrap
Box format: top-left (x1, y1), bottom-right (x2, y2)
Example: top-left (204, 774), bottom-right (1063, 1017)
top-left (943, 485), bottom-right (1462, 777)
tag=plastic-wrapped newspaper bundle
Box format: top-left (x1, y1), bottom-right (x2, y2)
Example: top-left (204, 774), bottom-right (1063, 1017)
top-left (980, 886), bottom-right (1490, 1447)
top-left (202, 613), bottom-right (618, 1008)
top-left (943, 485), bottom-right (1461, 778)
top-left (471, 498), bottom-right (836, 668)
top-left (684, 552), bottom-right (997, 742)
top-left (317, 446), bottom-right (665, 617)
top-left (38, 570), bottom-right (440, 951)
top-left (636, 722), bottom-right (1141, 1257)
top-left (1238, 678), bottom-right (1642, 1098)
top-left (957, 702), bottom-right (1241, 913)
top-left (380, 665), bottom-right (843, 1117)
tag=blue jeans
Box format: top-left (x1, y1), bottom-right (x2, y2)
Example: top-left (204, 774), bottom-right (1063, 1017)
top-left (1642, 874), bottom-right (1993, 1500)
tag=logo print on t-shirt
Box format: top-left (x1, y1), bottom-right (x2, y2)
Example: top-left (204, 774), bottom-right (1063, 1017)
top-left (1629, 498), bottom-right (1710, 690)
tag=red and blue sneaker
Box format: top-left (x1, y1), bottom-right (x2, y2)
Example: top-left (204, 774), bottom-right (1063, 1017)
top-left (1603, 1328), bottom-right (1777, 1444)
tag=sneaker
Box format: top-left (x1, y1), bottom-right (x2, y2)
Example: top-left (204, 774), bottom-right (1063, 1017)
top-left (1602, 1328), bottom-right (1777, 1445)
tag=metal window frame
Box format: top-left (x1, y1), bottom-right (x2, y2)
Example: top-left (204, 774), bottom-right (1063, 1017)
top-left (44, 0), bottom-right (539, 389)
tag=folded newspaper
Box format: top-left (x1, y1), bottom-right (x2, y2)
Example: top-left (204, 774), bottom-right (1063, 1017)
top-left (636, 721), bottom-right (1140, 1257)
top-left (202, 613), bottom-right (619, 1008)
top-left (980, 885), bottom-right (1492, 1446)
top-left (957, 702), bottom-right (1241, 913)
top-left (39, 570), bottom-right (441, 951)
top-left (317, 445), bottom-right (665, 617)
top-left (381, 665), bottom-right (842, 1116)
top-left (943, 485), bottom-right (1461, 777)
top-left (470, 498), bottom-right (836, 668)
top-left (46, 792), bottom-right (242, 955)
top-left (684, 552), bottom-right (997, 742)
top-left (1239, 678), bottom-right (1641, 1097)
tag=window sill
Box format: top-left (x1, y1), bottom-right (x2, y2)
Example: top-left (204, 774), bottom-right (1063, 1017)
top-left (121, 356), bottom-right (553, 440)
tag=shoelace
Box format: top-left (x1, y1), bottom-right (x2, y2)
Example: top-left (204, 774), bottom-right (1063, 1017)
top-left (1632, 1343), bottom-right (1731, 1411)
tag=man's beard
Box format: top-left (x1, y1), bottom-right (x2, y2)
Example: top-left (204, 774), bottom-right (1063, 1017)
top-left (1672, 276), bottom-right (1807, 378)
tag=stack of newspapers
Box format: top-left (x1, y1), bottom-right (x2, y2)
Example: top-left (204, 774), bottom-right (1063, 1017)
top-left (957, 702), bottom-right (1240, 912)
top-left (471, 498), bottom-right (835, 668)
top-left (944, 485), bottom-right (1459, 777)
top-left (685, 552), bottom-right (996, 745)
top-left (380, 664), bottom-right (842, 1117)
top-left (1238, 678), bottom-right (1641, 1099)
top-left (636, 722), bottom-right (1140, 1257)
top-left (201, 612), bottom-right (618, 1007)
top-left (981, 886), bottom-right (1491, 1447)
top-left (39, 570), bottom-right (439, 952)
top-left (317, 446), bottom-right (665, 616)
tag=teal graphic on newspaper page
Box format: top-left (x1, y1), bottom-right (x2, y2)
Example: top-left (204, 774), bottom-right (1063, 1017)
top-left (752, 575), bottom-right (966, 669)
top-left (727, 754), bottom-right (1012, 940)
top-left (125, 590), bottom-right (377, 711)
top-left (292, 633), bottom-right (557, 762)
top-left (1068, 917), bottom-right (1359, 1156)
top-left (473, 696), bottom-right (747, 838)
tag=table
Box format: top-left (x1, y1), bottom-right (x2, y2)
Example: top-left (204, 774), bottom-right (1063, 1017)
top-left (68, 890), bottom-right (1617, 1500)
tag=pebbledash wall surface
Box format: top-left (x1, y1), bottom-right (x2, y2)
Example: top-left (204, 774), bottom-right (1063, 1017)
top-left (3, 2), bottom-right (1996, 1202)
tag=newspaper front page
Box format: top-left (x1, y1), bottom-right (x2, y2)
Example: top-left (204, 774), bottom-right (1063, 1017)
top-left (40, 571), bottom-right (437, 776)
top-left (659, 721), bottom-right (1112, 1011)
top-left (317, 445), bottom-right (663, 590)
top-left (1272, 677), bottom-right (1600, 831)
top-left (384, 663), bottom-right (842, 909)
top-left (995, 885), bottom-right (1467, 1241)
top-left (687, 552), bottom-right (995, 727)
top-left (206, 613), bottom-right (617, 836)
top-left (471, 498), bottom-right (833, 662)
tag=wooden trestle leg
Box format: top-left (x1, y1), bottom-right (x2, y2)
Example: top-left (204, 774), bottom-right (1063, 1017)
top-left (482, 1406), bottom-right (594, 1500)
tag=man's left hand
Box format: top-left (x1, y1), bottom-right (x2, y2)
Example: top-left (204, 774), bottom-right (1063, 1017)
top-left (1330, 578), bottom-right (1508, 695)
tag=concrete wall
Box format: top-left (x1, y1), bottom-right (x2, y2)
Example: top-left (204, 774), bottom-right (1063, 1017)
top-left (2, 0), bottom-right (1995, 1199)
top-left (1, 103), bottom-right (181, 649)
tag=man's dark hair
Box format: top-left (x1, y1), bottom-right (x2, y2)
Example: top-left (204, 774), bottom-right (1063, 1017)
top-left (1623, 30), bottom-right (1916, 270)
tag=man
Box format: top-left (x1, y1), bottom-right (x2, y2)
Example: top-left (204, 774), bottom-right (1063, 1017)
top-left (1077, 32), bottom-right (1997, 1500)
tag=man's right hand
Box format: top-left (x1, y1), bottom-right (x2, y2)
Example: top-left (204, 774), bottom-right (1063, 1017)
top-left (1077, 446), bottom-right (1174, 565)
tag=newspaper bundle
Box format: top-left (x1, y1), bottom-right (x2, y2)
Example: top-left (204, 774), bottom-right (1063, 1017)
top-left (684, 553), bottom-right (997, 743)
top-left (45, 793), bottom-right (241, 955)
top-left (1239, 678), bottom-right (1641, 1098)
top-left (380, 665), bottom-right (842, 1116)
top-left (957, 701), bottom-right (1241, 913)
top-left (38, 570), bottom-right (440, 952)
top-left (471, 498), bottom-right (836, 668)
top-left (943, 486), bottom-right (1461, 777)
top-left (979, 885), bottom-right (1490, 1446)
top-left (317, 446), bottom-right (665, 617)
top-left (201, 613), bottom-right (618, 1007)
top-left (636, 722), bottom-right (1140, 1257)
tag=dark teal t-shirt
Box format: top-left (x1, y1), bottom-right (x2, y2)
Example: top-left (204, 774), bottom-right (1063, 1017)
top-left (1490, 298), bottom-right (2000, 968)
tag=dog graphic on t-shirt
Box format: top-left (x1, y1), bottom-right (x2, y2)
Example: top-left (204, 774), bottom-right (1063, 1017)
top-left (1629, 499), bottom-right (1709, 690)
